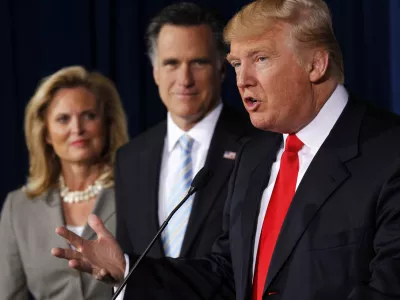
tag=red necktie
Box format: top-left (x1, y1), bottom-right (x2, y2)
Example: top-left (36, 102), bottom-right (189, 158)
top-left (252, 134), bottom-right (304, 300)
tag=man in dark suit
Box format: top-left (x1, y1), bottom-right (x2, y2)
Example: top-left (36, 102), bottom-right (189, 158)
top-left (52, 0), bottom-right (400, 299)
top-left (115, 2), bottom-right (258, 261)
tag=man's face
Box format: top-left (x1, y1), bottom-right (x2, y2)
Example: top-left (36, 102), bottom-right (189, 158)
top-left (228, 23), bottom-right (319, 134)
top-left (153, 24), bottom-right (223, 130)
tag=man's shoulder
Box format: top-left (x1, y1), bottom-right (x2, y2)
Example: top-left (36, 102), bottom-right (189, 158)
top-left (361, 101), bottom-right (400, 131)
top-left (346, 99), bottom-right (400, 146)
top-left (322, 97), bottom-right (400, 162)
top-left (117, 120), bottom-right (166, 158)
top-left (359, 103), bottom-right (400, 156)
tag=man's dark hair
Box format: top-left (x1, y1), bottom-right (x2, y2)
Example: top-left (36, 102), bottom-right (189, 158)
top-left (146, 2), bottom-right (227, 65)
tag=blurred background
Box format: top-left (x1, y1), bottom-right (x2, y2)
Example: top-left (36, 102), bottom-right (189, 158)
top-left (1, 0), bottom-right (400, 207)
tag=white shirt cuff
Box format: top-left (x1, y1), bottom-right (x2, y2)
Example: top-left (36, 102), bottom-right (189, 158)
top-left (113, 254), bottom-right (130, 300)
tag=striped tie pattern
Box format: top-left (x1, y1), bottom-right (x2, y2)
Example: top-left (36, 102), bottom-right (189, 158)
top-left (162, 134), bottom-right (194, 257)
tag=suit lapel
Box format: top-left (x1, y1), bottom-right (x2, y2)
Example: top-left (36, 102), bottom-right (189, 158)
top-left (82, 188), bottom-right (115, 240)
top-left (180, 107), bottom-right (248, 256)
top-left (263, 100), bottom-right (364, 292)
top-left (264, 148), bottom-right (350, 290)
top-left (45, 188), bottom-right (70, 249)
top-left (240, 134), bottom-right (282, 298)
top-left (45, 189), bottom-right (84, 297)
top-left (137, 125), bottom-right (166, 256)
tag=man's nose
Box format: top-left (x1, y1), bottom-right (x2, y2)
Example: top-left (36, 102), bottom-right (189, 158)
top-left (236, 65), bottom-right (256, 89)
top-left (177, 64), bottom-right (195, 87)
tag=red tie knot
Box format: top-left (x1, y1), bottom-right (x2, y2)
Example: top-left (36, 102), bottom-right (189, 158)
top-left (285, 134), bottom-right (304, 153)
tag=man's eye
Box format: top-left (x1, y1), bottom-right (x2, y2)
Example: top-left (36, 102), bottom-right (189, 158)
top-left (163, 60), bottom-right (178, 67)
top-left (231, 61), bottom-right (241, 69)
top-left (257, 56), bottom-right (268, 63)
top-left (193, 60), bottom-right (209, 68)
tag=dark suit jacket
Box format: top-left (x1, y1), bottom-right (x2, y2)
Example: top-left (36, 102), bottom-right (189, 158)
top-left (123, 99), bottom-right (400, 300)
top-left (115, 106), bottom-right (260, 259)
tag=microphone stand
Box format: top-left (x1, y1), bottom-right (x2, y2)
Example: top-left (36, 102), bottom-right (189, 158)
top-left (112, 186), bottom-right (199, 300)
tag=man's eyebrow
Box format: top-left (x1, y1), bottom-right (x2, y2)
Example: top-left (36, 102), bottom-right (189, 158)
top-left (246, 46), bottom-right (275, 56)
top-left (226, 53), bottom-right (236, 62)
top-left (227, 47), bottom-right (274, 62)
top-left (161, 58), bottom-right (179, 65)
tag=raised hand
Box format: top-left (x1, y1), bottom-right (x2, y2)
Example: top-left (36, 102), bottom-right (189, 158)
top-left (51, 214), bottom-right (126, 285)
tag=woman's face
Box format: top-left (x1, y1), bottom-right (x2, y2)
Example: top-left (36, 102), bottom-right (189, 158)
top-left (45, 87), bottom-right (106, 167)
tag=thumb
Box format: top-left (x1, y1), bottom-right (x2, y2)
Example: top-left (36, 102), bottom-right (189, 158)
top-left (88, 214), bottom-right (113, 239)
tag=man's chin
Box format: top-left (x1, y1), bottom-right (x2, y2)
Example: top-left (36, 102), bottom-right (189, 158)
top-left (249, 115), bottom-right (283, 133)
top-left (170, 110), bottom-right (207, 130)
top-left (249, 114), bottom-right (268, 130)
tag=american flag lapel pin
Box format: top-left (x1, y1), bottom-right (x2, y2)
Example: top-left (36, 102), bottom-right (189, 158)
top-left (223, 151), bottom-right (236, 160)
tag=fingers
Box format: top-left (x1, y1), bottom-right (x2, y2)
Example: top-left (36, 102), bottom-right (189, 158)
top-left (51, 248), bottom-right (94, 274)
top-left (51, 247), bottom-right (82, 261)
top-left (55, 226), bottom-right (84, 251)
top-left (88, 214), bottom-right (114, 239)
top-left (94, 268), bottom-right (111, 281)
top-left (95, 268), bottom-right (120, 285)
top-left (69, 258), bottom-right (94, 274)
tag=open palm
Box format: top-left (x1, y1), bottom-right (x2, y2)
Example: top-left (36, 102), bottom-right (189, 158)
top-left (51, 214), bottom-right (125, 285)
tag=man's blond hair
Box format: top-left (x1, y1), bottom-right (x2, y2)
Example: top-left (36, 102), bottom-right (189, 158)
top-left (224, 0), bottom-right (344, 83)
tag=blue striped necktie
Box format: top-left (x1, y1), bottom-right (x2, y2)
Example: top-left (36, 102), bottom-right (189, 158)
top-left (162, 134), bottom-right (195, 257)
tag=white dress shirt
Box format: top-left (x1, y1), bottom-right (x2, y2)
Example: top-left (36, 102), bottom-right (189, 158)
top-left (158, 102), bottom-right (223, 226)
top-left (66, 225), bottom-right (85, 251)
top-left (66, 225), bottom-right (85, 237)
top-left (252, 85), bottom-right (349, 276)
top-left (116, 102), bottom-right (223, 300)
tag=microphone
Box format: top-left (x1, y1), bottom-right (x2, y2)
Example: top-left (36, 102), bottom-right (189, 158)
top-left (112, 167), bottom-right (213, 300)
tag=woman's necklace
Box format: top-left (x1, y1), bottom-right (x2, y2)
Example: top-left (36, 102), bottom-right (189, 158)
top-left (59, 175), bottom-right (104, 203)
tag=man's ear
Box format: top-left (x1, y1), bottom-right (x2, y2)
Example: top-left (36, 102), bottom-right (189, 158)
top-left (309, 49), bottom-right (329, 83)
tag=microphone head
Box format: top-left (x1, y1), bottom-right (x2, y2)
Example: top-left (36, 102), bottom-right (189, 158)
top-left (190, 167), bottom-right (213, 192)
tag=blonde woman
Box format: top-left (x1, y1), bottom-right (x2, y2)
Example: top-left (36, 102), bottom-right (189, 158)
top-left (0, 66), bottom-right (129, 300)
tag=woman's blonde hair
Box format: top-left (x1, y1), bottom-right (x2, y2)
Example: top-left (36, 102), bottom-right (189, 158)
top-left (24, 66), bottom-right (129, 198)
top-left (224, 0), bottom-right (344, 83)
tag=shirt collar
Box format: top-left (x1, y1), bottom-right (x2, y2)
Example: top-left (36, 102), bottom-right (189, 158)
top-left (283, 84), bottom-right (349, 153)
top-left (167, 102), bottom-right (223, 153)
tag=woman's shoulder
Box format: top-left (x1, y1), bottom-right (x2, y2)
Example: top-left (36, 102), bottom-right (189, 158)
top-left (4, 187), bottom-right (28, 204)
top-left (1, 188), bottom-right (27, 217)
top-left (3, 187), bottom-right (50, 212)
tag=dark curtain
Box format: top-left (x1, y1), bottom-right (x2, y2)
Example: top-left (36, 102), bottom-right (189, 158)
top-left (1, 0), bottom-right (400, 208)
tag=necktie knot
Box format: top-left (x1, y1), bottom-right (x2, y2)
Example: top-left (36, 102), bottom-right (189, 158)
top-left (179, 134), bottom-right (194, 153)
top-left (285, 134), bottom-right (303, 153)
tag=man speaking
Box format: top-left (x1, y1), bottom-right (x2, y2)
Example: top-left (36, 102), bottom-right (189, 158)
top-left (52, 0), bottom-right (400, 299)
